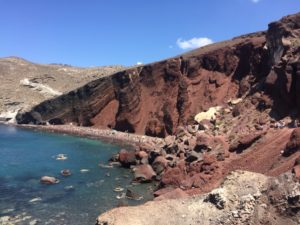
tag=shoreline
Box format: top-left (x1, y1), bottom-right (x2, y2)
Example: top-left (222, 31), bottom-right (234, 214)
top-left (1, 122), bottom-right (164, 149)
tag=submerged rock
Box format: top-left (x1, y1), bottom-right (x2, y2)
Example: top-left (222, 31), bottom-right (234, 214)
top-left (40, 176), bottom-right (59, 184)
top-left (61, 169), bottom-right (71, 176)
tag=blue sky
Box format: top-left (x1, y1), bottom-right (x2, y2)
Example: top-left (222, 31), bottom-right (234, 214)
top-left (0, 0), bottom-right (299, 67)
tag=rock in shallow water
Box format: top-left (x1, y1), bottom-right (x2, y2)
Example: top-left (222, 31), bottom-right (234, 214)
top-left (133, 164), bottom-right (156, 182)
top-left (40, 176), bottom-right (59, 184)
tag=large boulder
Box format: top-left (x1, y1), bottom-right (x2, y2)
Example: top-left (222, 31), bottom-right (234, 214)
top-left (118, 149), bottom-right (136, 167)
top-left (194, 133), bottom-right (211, 153)
top-left (133, 165), bottom-right (156, 182)
top-left (161, 166), bottom-right (193, 189)
top-left (152, 156), bottom-right (168, 175)
top-left (229, 132), bottom-right (264, 153)
top-left (283, 128), bottom-right (300, 156)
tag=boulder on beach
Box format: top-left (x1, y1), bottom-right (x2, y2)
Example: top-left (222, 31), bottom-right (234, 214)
top-left (40, 176), bottom-right (59, 184)
top-left (133, 164), bottom-right (156, 182)
top-left (119, 149), bottom-right (136, 167)
top-left (152, 156), bottom-right (168, 175)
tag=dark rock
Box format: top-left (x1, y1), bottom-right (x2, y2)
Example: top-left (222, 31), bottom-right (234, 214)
top-left (229, 132), bottom-right (264, 153)
top-left (48, 118), bottom-right (64, 125)
top-left (125, 189), bottom-right (142, 200)
top-left (148, 151), bottom-right (160, 165)
top-left (194, 133), bottom-right (211, 153)
top-left (152, 156), bottom-right (168, 175)
top-left (185, 151), bottom-right (202, 163)
top-left (204, 192), bottom-right (225, 209)
top-left (232, 103), bottom-right (243, 117)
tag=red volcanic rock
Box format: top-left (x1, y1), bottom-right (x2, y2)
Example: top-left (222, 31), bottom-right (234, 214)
top-left (161, 166), bottom-right (189, 188)
top-left (194, 133), bottom-right (211, 153)
top-left (154, 188), bottom-right (188, 201)
top-left (133, 164), bottom-right (156, 182)
top-left (284, 128), bottom-right (300, 156)
top-left (118, 149), bottom-right (136, 167)
top-left (293, 165), bottom-right (300, 179)
top-left (232, 103), bottom-right (243, 117)
top-left (152, 156), bottom-right (168, 175)
top-left (229, 132), bottom-right (264, 153)
top-left (137, 150), bottom-right (148, 159)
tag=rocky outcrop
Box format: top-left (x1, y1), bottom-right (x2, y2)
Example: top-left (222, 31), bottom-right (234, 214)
top-left (96, 171), bottom-right (300, 225)
top-left (16, 29), bottom-right (268, 137)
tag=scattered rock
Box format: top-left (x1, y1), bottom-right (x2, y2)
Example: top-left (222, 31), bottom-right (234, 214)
top-left (118, 149), bottom-right (136, 167)
top-left (133, 165), bottom-right (156, 182)
top-left (185, 151), bottom-right (202, 163)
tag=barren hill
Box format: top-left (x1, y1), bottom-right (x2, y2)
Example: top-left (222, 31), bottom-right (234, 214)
top-left (0, 57), bottom-right (123, 121)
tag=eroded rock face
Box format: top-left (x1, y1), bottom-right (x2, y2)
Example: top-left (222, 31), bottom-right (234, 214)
top-left (16, 26), bottom-right (268, 137)
top-left (15, 13), bottom-right (300, 139)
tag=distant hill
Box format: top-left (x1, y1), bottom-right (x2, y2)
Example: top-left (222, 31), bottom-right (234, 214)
top-left (0, 56), bottom-right (124, 121)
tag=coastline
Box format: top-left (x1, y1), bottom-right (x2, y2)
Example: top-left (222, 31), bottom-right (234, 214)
top-left (1, 122), bottom-right (164, 149)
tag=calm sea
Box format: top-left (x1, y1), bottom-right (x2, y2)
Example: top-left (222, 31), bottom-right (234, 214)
top-left (0, 125), bottom-right (153, 225)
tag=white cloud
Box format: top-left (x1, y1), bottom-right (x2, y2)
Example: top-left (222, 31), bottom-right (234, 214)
top-left (136, 62), bottom-right (143, 65)
top-left (251, 0), bottom-right (260, 3)
top-left (176, 37), bottom-right (213, 50)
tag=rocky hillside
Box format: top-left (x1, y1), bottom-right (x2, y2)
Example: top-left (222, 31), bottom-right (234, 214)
top-left (16, 13), bottom-right (300, 138)
top-left (0, 57), bottom-right (123, 122)
top-left (97, 170), bottom-right (300, 225)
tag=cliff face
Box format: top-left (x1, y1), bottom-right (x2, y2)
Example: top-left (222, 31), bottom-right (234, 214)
top-left (0, 57), bottom-right (123, 122)
top-left (16, 13), bottom-right (300, 138)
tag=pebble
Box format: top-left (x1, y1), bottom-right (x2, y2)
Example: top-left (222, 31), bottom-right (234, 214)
top-left (29, 197), bottom-right (42, 203)
top-left (80, 169), bottom-right (89, 173)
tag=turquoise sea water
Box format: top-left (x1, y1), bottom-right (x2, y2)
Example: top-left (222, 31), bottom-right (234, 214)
top-left (0, 125), bottom-right (153, 225)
